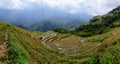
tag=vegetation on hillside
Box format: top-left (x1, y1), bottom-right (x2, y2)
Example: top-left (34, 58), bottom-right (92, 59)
top-left (6, 33), bottom-right (29, 64)
top-left (73, 6), bottom-right (120, 36)
top-left (0, 19), bottom-right (120, 64)
top-left (0, 5), bottom-right (120, 64)
top-left (81, 39), bottom-right (120, 64)
top-left (53, 6), bottom-right (120, 37)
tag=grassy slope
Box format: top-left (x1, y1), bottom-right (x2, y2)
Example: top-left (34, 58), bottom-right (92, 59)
top-left (0, 22), bottom-right (120, 64)
top-left (79, 27), bottom-right (120, 64)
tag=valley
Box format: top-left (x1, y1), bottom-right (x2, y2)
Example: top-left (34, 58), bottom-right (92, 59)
top-left (0, 2), bottom-right (119, 64)
top-left (0, 21), bottom-right (120, 64)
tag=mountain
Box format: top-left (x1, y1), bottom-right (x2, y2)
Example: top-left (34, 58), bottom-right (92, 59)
top-left (24, 19), bottom-right (85, 31)
top-left (0, 5), bottom-right (120, 64)
top-left (0, 7), bottom-right (92, 31)
top-left (1, 20), bottom-right (120, 64)
top-left (0, 22), bottom-right (90, 64)
top-left (69, 6), bottom-right (120, 36)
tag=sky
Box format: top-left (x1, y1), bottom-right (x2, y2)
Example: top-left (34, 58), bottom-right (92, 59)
top-left (0, 0), bottom-right (120, 15)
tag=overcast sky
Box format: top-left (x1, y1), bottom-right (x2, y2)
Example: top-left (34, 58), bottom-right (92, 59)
top-left (0, 0), bottom-right (120, 15)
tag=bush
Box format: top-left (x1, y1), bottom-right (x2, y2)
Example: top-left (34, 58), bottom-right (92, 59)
top-left (75, 32), bottom-right (93, 37)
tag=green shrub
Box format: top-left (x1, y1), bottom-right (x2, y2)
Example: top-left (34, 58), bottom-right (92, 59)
top-left (76, 32), bottom-right (93, 37)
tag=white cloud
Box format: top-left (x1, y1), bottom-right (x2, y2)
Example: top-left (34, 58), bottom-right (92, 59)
top-left (0, 0), bottom-right (42, 9)
top-left (0, 0), bottom-right (120, 15)
top-left (41, 0), bottom-right (120, 15)
top-left (10, 0), bottom-right (23, 9)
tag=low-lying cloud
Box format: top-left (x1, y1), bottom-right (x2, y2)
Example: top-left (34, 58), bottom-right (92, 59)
top-left (0, 0), bottom-right (120, 15)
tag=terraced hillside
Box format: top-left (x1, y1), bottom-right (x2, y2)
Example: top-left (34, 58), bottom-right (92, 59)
top-left (41, 31), bottom-right (101, 56)
top-left (0, 22), bottom-right (64, 64)
top-left (0, 22), bottom-right (120, 64)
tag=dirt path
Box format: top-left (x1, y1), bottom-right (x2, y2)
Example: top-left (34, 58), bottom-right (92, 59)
top-left (81, 29), bottom-right (120, 57)
top-left (0, 33), bottom-right (8, 64)
top-left (102, 29), bottom-right (120, 45)
top-left (81, 43), bottom-right (101, 56)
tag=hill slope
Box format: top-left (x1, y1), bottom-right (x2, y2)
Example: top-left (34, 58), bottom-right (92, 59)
top-left (1, 22), bottom-right (120, 64)
top-left (0, 6), bottom-right (120, 64)
top-left (0, 22), bottom-right (63, 64)
top-left (73, 6), bottom-right (120, 36)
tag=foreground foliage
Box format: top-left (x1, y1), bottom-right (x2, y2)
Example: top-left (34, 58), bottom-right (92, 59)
top-left (81, 39), bottom-right (120, 64)
top-left (6, 33), bottom-right (29, 64)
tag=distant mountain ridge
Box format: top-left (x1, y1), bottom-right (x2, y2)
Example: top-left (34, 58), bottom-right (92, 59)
top-left (1, 19), bottom-right (120, 64)
top-left (24, 19), bottom-right (85, 31)
top-left (0, 6), bottom-right (120, 64)
top-left (0, 7), bottom-right (92, 31)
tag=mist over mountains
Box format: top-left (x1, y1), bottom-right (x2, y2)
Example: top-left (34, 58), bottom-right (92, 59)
top-left (0, 0), bottom-right (120, 64)
top-left (1, 0), bottom-right (119, 31)
top-left (0, 6), bottom-right (92, 31)
top-left (0, 6), bottom-right (120, 64)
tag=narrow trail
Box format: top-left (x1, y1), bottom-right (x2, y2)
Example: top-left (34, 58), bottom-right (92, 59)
top-left (82, 29), bottom-right (120, 56)
top-left (102, 29), bottom-right (120, 45)
top-left (0, 33), bottom-right (8, 64)
top-left (80, 43), bottom-right (101, 57)
top-left (80, 29), bottom-right (120, 57)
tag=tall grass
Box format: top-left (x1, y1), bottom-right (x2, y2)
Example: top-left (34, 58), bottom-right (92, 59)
top-left (80, 39), bottom-right (120, 64)
top-left (6, 33), bottom-right (29, 64)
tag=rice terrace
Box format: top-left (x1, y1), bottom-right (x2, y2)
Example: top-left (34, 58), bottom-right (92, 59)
top-left (0, 0), bottom-right (120, 64)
